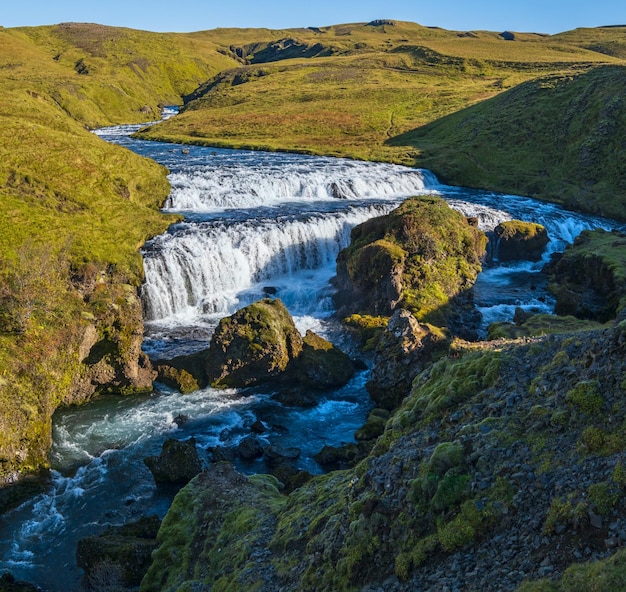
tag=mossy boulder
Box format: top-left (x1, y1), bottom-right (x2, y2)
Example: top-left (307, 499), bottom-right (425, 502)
top-left (206, 299), bottom-right (354, 392)
top-left (493, 220), bottom-right (549, 262)
top-left (140, 464), bottom-right (285, 592)
top-left (290, 330), bottom-right (355, 389)
top-left (334, 196), bottom-right (486, 326)
top-left (76, 516), bottom-right (161, 589)
top-left (143, 438), bottom-right (202, 485)
top-left (545, 229), bottom-right (626, 322)
top-left (206, 298), bottom-right (303, 388)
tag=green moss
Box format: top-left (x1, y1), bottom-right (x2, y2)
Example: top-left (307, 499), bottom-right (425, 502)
top-left (567, 380), bottom-right (604, 416)
top-left (588, 481), bottom-right (620, 515)
top-left (517, 548), bottom-right (626, 591)
top-left (399, 350), bottom-right (503, 425)
top-left (487, 314), bottom-right (604, 340)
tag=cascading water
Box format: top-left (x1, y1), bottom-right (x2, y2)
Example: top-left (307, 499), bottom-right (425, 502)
top-left (2, 118), bottom-right (625, 591)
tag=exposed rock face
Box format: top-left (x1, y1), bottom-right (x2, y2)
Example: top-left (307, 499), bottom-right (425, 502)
top-left (76, 516), bottom-right (160, 589)
top-left (205, 298), bottom-right (354, 391)
top-left (0, 273), bottom-right (157, 485)
top-left (366, 310), bottom-right (449, 409)
top-left (143, 438), bottom-right (202, 485)
top-left (291, 330), bottom-right (355, 389)
top-left (206, 298), bottom-right (303, 388)
top-left (334, 196), bottom-right (486, 326)
top-left (493, 220), bottom-right (549, 261)
top-left (545, 229), bottom-right (626, 322)
top-left (67, 281), bottom-right (156, 404)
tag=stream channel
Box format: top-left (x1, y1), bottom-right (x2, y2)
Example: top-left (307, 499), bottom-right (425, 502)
top-left (1, 115), bottom-right (624, 590)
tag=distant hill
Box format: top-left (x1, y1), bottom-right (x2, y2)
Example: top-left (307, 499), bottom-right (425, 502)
top-left (137, 21), bottom-right (626, 219)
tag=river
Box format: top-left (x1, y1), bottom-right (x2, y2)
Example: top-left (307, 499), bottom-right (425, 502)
top-left (0, 116), bottom-right (623, 590)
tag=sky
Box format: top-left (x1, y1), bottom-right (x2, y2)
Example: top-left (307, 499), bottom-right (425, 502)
top-left (2, 0), bottom-right (626, 35)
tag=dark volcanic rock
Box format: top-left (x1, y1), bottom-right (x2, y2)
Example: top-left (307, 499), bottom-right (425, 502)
top-left (0, 573), bottom-right (41, 592)
top-left (237, 435), bottom-right (265, 460)
top-left (144, 438), bottom-right (202, 484)
top-left (76, 516), bottom-right (160, 589)
top-left (494, 220), bottom-right (549, 262)
top-left (366, 309), bottom-right (449, 409)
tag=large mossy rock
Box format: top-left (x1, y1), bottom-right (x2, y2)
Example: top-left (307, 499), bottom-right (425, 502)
top-left (291, 330), bottom-right (355, 389)
top-left (205, 299), bottom-right (354, 391)
top-left (493, 220), bottom-right (549, 261)
top-left (366, 309), bottom-right (449, 409)
top-left (206, 298), bottom-right (303, 388)
top-left (334, 196), bottom-right (486, 326)
top-left (545, 229), bottom-right (626, 322)
top-left (143, 438), bottom-right (202, 485)
top-left (140, 463), bottom-right (286, 592)
top-left (76, 516), bottom-right (161, 589)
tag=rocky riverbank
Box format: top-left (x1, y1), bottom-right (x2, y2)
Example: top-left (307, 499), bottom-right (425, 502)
top-left (135, 214), bottom-right (626, 591)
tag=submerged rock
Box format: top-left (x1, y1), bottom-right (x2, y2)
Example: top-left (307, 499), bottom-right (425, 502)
top-left (143, 438), bottom-right (202, 485)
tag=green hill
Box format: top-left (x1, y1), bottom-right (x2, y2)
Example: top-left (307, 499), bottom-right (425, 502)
top-left (0, 24), bottom-right (238, 481)
top-left (390, 65), bottom-right (626, 220)
top-left (137, 21), bottom-right (626, 220)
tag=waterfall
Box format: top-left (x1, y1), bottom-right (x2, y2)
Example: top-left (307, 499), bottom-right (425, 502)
top-left (142, 204), bottom-right (396, 322)
top-left (164, 156), bottom-right (437, 212)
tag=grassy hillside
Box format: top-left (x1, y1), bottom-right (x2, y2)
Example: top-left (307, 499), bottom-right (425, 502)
top-left (137, 21), bottom-right (626, 219)
top-left (3, 23), bottom-right (237, 127)
top-left (0, 24), bottom-right (238, 481)
top-left (390, 65), bottom-right (626, 220)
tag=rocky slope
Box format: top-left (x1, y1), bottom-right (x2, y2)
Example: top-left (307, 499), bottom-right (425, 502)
top-left (137, 218), bottom-right (626, 591)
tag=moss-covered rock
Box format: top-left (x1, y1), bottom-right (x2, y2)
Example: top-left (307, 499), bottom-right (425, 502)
top-left (206, 298), bottom-right (303, 388)
top-left (206, 299), bottom-right (354, 392)
top-left (334, 196), bottom-right (486, 327)
top-left (545, 229), bottom-right (626, 322)
top-left (140, 464), bottom-right (285, 592)
top-left (494, 220), bottom-right (549, 262)
top-left (76, 516), bottom-right (161, 589)
top-left (154, 350), bottom-right (208, 394)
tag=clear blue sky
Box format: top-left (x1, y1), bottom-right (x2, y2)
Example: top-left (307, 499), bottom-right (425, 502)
top-left (2, 0), bottom-right (626, 35)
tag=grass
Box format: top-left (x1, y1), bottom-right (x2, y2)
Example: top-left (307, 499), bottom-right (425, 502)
top-left (134, 21), bottom-right (626, 220)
